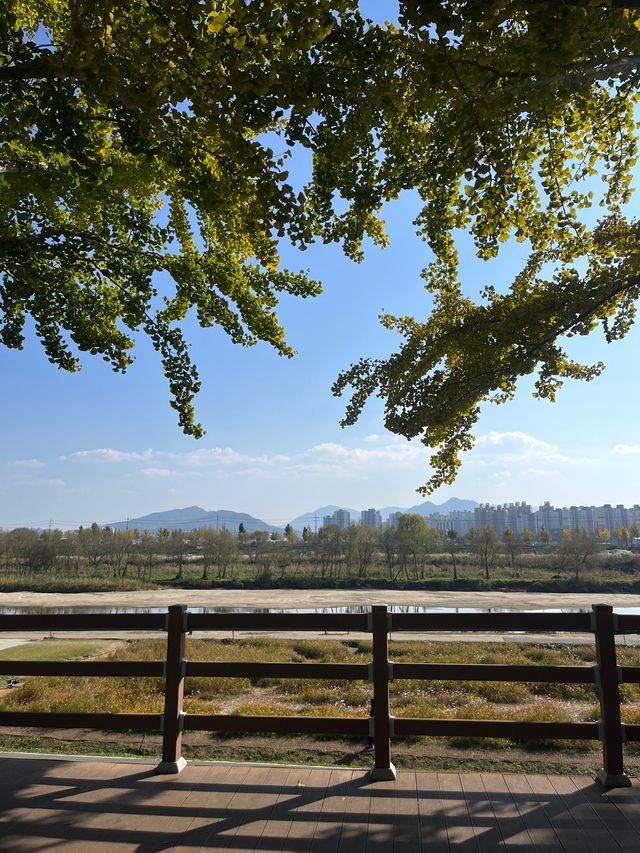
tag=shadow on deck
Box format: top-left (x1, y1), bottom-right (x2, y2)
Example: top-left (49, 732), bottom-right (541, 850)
top-left (0, 754), bottom-right (639, 851)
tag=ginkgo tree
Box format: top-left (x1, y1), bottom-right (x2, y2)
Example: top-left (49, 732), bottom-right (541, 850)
top-left (2, 1), bottom-right (640, 491)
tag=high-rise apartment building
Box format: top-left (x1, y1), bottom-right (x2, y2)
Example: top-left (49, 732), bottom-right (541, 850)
top-left (361, 508), bottom-right (382, 529)
top-left (322, 509), bottom-right (351, 530)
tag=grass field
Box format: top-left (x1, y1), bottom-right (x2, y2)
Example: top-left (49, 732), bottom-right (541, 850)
top-left (0, 639), bottom-right (120, 689)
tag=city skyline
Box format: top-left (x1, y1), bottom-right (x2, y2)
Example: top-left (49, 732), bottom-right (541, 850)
top-left (3, 496), bottom-right (640, 540)
top-left (323, 501), bottom-right (640, 540)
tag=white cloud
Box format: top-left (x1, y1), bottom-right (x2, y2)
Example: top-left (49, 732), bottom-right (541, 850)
top-left (476, 431), bottom-right (557, 455)
top-left (60, 433), bottom-right (597, 496)
top-left (613, 444), bottom-right (640, 456)
top-left (158, 447), bottom-right (291, 468)
top-left (138, 467), bottom-right (208, 481)
top-left (65, 439), bottom-right (424, 484)
top-left (308, 441), bottom-right (423, 466)
top-left (472, 431), bottom-right (589, 465)
top-left (66, 448), bottom-right (153, 463)
top-left (13, 458), bottom-right (45, 469)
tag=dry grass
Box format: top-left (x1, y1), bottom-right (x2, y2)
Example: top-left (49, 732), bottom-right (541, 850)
top-left (2, 636), bottom-right (640, 754)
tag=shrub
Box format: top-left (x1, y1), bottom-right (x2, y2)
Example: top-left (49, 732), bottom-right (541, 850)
top-left (474, 681), bottom-right (531, 704)
top-left (233, 701), bottom-right (291, 716)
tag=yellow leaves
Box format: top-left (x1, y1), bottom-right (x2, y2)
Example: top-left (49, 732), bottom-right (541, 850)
top-left (207, 11), bottom-right (230, 34)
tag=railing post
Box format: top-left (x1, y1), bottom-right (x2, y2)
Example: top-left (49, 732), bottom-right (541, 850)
top-left (593, 604), bottom-right (630, 787)
top-left (369, 604), bottom-right (396, 781)
top-left (157, 604), bottom-right (187, 774)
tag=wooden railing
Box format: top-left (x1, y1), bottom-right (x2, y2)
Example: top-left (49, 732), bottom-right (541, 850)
top-left (0, 603), bottom-right (638, 786)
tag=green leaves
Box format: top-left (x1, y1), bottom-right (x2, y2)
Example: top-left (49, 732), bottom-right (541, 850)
top-left (1, 0), bottom-right (342, 433)
top-left (3, 1), bottom-right (640, 483)
top-left (331, 0), bottom-right (640, 492)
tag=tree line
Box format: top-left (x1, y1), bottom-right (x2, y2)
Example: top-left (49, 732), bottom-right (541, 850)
top-left (1, 515), bottom-right (638, 585)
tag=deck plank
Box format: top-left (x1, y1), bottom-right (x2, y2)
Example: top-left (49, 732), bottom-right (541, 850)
top-left (547, 774), bottom-right (624, 853)
top-left (415, 770), bottom-right (449, 852)
top-left (364, 775), bottom-right (396, 852)
top-left (502, 774), bottom-right (563, 852)
top-left (282, 766), bottom-right (334, 852)
top-left (392, 770), bottom-right (421, 853)
top-left (335, 770), bottom-right (370, 853)
top-left (439, 772), bottom-right (479, 850)
top-left (526, 773), bottom-right (595, 853)
top-left (569, 775), bottom-right (640, 853)
top-left (459, 771), bottom-right (507, 851)
top-left (250, 766), bottom-right (315, 853)
top-left (214, 764), bottom-right (292, 852)
top-left (478, 772), bottom-right (533, 851)
top-left (599, 781), bottom-right (640, 836)
top-left (171, 763), bottom-right (263, 853)
top-left (1, 756), bottom-right (640, 852)
top-left (308, 767), bottom-right (354, 853)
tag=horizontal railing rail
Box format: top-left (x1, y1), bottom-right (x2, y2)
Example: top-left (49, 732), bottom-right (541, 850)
top-left (187, 612), bottom-right (369, 632)
top-left (0, 711), bottom-right (160, 730)
top-left (0, 602), bottom-right (637, 785)
top-left (391, 662), bottom-right (597, 682)
top-left (0, 661), bottom-right (164, 677)
top-left (390, 611), bottom-right (592, 632)
top-left (0, 614), bottom-right (166, 631)
top-left (392, 719), bottom-right (600, 740)
top-left (184, 714), bottom-right (369, 736)
top-left (184, 661), bottom-right (369, 680)
top-left (614, 615), bottom-right (640, 634)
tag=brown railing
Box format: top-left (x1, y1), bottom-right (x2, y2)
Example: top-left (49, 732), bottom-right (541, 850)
top-left (0, 603), bottom-right (638, 786)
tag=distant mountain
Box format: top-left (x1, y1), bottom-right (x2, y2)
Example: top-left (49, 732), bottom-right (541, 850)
top-left (111, 505), bottom-right (282, 535)
top-left (290, 505), bottom-right (359, 533)
top-left (378, 506), bottom-right (410, 520)
top-left (291, 499), bottom-right (478, 529)
top-left (407, 498), bottom-right (478, 517)
top-left (379, 499), bottom-right (478, 520)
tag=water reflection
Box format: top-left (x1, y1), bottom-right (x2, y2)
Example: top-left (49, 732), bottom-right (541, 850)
top-left (0, 605), bottom-right (639, 616)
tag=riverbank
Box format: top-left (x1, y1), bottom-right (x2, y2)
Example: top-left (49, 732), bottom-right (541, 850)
top-left (2, 590), bottom-right (640, 645)
top-left (2, 588), bottom-right (640, 610)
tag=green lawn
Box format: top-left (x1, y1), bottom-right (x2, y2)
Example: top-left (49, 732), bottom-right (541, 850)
top-left (0, 639), bottom-right (121, 688)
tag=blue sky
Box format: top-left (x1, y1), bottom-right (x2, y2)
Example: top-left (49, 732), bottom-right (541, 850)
top-left (2, 177), bottom-right (639, 528)
top-left (2, 6), bottom-right (640, 529)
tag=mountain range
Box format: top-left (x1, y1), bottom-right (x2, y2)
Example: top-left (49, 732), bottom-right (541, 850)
top-left (110, 498), bottom-right (478, 535)
top-left (110, 506), bottom-right (282, 535)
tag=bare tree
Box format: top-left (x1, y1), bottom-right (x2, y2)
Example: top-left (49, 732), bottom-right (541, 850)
top-left (467, 526), bottom-right (501, 581)
top-left (446, 529), bottom-right (459, 581)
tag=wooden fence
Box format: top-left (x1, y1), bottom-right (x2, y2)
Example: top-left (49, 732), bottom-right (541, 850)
top-left (0, 603), bottom-right (638, 785)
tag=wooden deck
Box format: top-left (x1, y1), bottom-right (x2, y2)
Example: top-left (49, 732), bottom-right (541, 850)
top-left (1, 756), bottom-right (640, 851)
